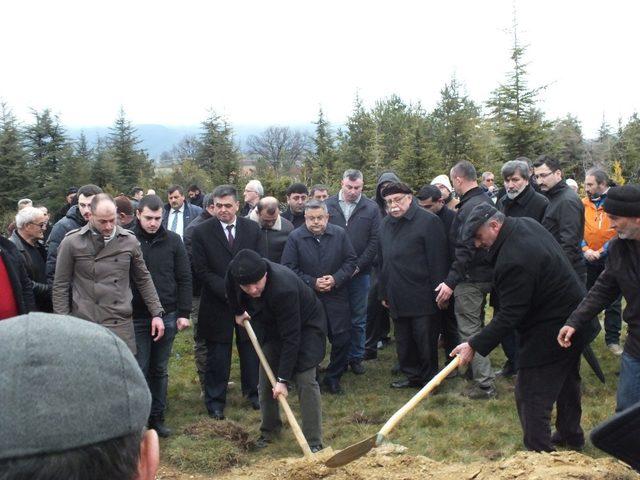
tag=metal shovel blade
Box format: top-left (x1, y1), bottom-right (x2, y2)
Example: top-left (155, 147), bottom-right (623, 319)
top-left (324, 433), bottom-right (379, 468)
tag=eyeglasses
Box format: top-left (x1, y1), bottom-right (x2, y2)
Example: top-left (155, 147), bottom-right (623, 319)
top-left (385, 194), bottom-right (409, 207)
top-left (534, 171), bottom-right (555, 180)
top-left (29, 222), bottom-right (48, 229)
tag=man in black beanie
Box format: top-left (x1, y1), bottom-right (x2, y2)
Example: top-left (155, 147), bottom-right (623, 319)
top-left (559, 184), bottom-right (640, 412)
top-left (226, 249), bottom-right (327, 453)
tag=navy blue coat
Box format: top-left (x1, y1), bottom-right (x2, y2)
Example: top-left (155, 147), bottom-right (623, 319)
top-left (325, 194), bottom-right (380, 275)
top-left (281, 223), bottom-right (357, 335)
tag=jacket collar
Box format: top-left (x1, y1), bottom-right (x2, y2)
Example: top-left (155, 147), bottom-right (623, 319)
top-left (545, 179), bottom-right (568, 199)
top-left (503, 184), bottom-right (534, 206)
top-left (487, 217), bottom-right (517, 263)
top-left (388, 198), bottom-right (419, 223)
top-left (299, 223), bottom-right (336, 238)
top-left (457, 186), bottom-right (486, 209)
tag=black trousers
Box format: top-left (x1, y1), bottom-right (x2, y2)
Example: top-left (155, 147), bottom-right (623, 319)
top-left (394, 314), bottom-right (441, 385)
top-left (514, 352), bottom-right (584, 452)
top-left (364, 275), bottom-right (390, 357)
top-left (204, 325), bottom-right (259, 412)
top-left (440, 303), bottom-right (459, 361)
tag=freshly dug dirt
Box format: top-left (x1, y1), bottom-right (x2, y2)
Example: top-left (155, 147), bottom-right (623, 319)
top-left (158, 443), bottom-right (639, 480)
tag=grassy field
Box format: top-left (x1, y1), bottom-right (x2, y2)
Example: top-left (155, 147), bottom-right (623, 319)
top-left (161, 313), bottom-right (622, 476)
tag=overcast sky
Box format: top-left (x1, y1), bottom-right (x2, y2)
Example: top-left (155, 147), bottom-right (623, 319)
top-left (1, 0), bottom-right (637, 137)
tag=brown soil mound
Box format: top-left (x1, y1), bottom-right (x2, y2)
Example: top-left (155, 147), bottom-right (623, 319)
top-left (206, 444), bottom-right (639, 480)
top-left (182, 419), bottom-right (255, 451)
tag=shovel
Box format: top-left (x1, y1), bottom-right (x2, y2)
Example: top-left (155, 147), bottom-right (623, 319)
top-left (243, 319), bottom-right (314, 458)
top-left (325, 356), bottom-right (460, 468)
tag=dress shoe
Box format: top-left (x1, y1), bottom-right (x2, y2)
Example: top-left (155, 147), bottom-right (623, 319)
top-left (321, 380), bottom-right (344, 395)
top-left (496, 361), bottom-right (516, 378)
top-left (363, 350), bottom-right (378, 361)
top-left (148, 416), bottom-right (172, 438)
top-left (250, 398), bottom-right (261, 411)
top-left (464, 384), bottom-right (497, 400)
top-left (255, 435), bottom-right (271, 449)
top-left (350, 361), bottom-right (366, 375)
top-left (310, 444), bottom-right (324, 453)
top-left (208, 409), bottom-right (225, 420)
top-left (551, 431), bottom-right (584, 451)
top-left (390, 378), bottom-right (422, 389)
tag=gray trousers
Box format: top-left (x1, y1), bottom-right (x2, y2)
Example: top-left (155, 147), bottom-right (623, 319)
top-left (454, 282), bottom-right (495, 388)
top-left (258, 341), bottom-right (323, 447)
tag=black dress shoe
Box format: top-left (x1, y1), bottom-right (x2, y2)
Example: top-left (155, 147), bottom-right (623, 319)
top-left (310, 444), bottom-right (324, 453)
top-left (496, 361), bottom-right (516, 378)
top-left (350, 361), bottom-right (366, 375)
top-left (148, 416), bottom-right (172, 438)
top-left (250, 399), bottom-right (261, 410)
top-left (255, 435), bottom-right (271, 449)
top-left (363, 350), bottom-right (378, 361)
top-left (321, 380), bottom-right (344, 395)
top-left (208, 409), bottom-right (225, 420)
top-left (551, 431), bottom-right (584, 451)
top-left (390, 379), bottom-right (422, 389)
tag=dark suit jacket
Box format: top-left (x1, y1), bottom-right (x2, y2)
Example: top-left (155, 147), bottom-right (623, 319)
top-left (191, 216), bottom-right (261, 342)
top-left (161, 202), bottom-right (203, 233)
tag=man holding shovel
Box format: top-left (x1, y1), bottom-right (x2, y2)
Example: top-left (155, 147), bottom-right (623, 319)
top-left (451, 203), bottom-right (597, 452)
top-left (226, 249), bottom-right (327, 453)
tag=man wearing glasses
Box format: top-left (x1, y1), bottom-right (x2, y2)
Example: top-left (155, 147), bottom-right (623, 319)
top-left (378, 182), bottom-right (449, 389)
top-left (9, 206), bottom-right (51, 312)
top-left (533, 155), bottom-right (586, 280)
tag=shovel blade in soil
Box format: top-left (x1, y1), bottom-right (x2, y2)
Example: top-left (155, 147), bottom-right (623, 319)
top-left (324, 434), bottom-right (378, 468)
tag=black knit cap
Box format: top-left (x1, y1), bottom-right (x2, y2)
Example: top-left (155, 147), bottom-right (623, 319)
top-left (229, 249), bottom-right (267, 285)
top-left (381, 181), bottom-right (412, 197)
top-left (604, 185), bottom-right (640, 218)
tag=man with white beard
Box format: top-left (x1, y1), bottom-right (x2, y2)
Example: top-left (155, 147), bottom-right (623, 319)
top-left (496, 159), bottom-right (549, 223)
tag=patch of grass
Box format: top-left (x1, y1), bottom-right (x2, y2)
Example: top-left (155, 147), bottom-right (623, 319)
top-left (161, 308), bottom-right (625, 475)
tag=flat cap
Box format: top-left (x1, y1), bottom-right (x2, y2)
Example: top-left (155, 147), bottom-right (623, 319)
top-left (0, 313), bottom-right (151, 460)
top-left (462, 203), bottom-right (499, 243)
top-left (604, 185), bottom-right (640, 218)
top-left (229, 249), bottom-right (267, 285)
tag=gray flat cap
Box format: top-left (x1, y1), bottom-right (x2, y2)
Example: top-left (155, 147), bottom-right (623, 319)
top-left (462, 203), bottom-right (499, 243)
top-left (0, 313), bottom-right (151, 460)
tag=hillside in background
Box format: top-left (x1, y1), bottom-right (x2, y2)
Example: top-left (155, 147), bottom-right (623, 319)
top-left (67, 123), bottom-right (316, 161)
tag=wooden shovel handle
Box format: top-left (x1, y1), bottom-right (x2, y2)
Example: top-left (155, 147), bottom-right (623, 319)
top-left (243, 319), bottom-right (314, 458)
top-left (379, 356), bottom-right (461, 437)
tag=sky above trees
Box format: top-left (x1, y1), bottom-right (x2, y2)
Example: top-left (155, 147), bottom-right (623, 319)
top-left (1, 0), bottom-right (638, 137)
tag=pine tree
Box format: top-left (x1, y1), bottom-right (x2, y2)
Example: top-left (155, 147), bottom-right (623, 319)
top-left (432, 77), bottom-right (481, 165)
top-left (339, 95), bottom-right (381, 177)
top-left (24, 109), bottom-right (71, 200)
top-left (393, 119), bottom-right (443, 188)
top-left (487, 17), bottom-right (549, 161)
top-left (196, 110), bottom-right (240, 185)
top-left (91, 137), bottom-right (119, 192)
top-left (545, 115), bottom-right (587, 179)
top-left (0, 103), bottom-right (31, 214)
top-left (108, 108), bottom-right (153, 191)
top-left (307, 108), bottom-right (338, 185)
top-left (57, 132), bottom-right (93, 192)
top-left (616, 113), bottom-right (640, 182)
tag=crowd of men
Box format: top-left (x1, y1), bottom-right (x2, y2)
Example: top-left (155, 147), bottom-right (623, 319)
top-left (2, 156), bottom-right (640, 477)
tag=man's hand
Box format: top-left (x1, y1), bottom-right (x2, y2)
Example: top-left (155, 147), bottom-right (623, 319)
top-left (450, 342), bottom-right (475, 366)
top-left (273, 382), bottom-right (289, 399)
top-left (177, 317), bottom-right (190, 331)
top-left (322, 275), bottom-right (335, 289)
top-left (315, 277), bottom-right (332, 292)
top-left (557, 325), bottom-right (576, 348)
top-left (235, 311), bottom-right (251, 327)
top-left (151, 317), bottom-right (165, 342)
top-left (435, 282), bottom-right (453, 309)
top-left (584, 249), bottom-right (598, 262)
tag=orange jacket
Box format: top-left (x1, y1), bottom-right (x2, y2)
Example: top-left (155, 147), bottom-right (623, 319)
top-left (582, 196), bottom-right (616, 252)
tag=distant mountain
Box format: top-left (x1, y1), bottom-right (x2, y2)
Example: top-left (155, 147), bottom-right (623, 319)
top-left (67, 123), bottom-right (317, 161)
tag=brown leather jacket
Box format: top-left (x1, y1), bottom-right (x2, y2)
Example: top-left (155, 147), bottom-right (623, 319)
top-left (52, 224), bottom-right (162, 352)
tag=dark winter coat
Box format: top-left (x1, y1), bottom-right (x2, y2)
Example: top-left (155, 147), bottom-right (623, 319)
top-left (496, 184), bottom-right (549, 223)
top-left (0, 235), bottom-right (35, 315)
top-left (378, 201), bottom-right (449, 318)
top-left (184, 210), bottom-right (213, 258)
top-left (46, 205), bottom-right (86, 283)
top-left (191, 216), bottom-right (261, 342)
top-left (566, 238), bottom-right (640, 360)
top-left (281, 223), bottom-right (357, 335)
top-left (541, 180), bottom-right (586, 277)
top-left (325, 194), bottom-right (380, 274)
top-left (256, 216), bottom-right (294, 263)
top-left (132, 225), bottom-right (192, 319)
top-left (281, 207), bottom-right (306, 229)
top-left (444, 186), bottom-right (494, 289)
top-left (9, 232), bottom-right (51, 312)
top-left (469, 217), bottom-right (594, 369)
top-left (226, 260), bottom-right (327, 381)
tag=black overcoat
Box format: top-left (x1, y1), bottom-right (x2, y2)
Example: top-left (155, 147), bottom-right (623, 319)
top-left (496, 184), bottom-right (549, 222)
